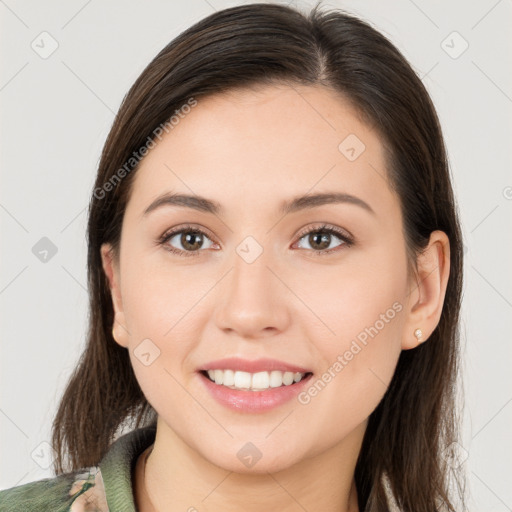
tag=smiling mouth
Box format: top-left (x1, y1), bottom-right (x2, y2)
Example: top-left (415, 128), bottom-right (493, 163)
top-left (200, 369), bottom-right (314, 392)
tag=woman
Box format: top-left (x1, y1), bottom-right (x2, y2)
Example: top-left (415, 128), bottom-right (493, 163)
top-left (0, 2), bottom-right (465, 511)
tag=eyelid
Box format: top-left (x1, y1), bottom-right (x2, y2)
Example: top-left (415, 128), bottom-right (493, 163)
top-left (159, 223), bottom-right (217, 243)
top-left (294, 222), bottom-right (354, 244)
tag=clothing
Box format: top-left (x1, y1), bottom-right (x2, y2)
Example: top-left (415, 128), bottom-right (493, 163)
top-left (0, 425), bottom-right (156, 511)
top-left (0, 425), bottom-right (401, 511)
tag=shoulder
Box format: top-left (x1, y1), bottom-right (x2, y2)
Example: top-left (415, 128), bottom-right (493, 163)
top-left (0, 466), bottom-right (108, 512)
top-left (0, 424), bottom-right (156, 512)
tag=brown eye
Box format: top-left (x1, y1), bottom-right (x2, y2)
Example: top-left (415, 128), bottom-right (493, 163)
top-left (159, 223), bottom-right (353, 258)
top-left (294, 224), bottom-right (353, 256)
top-left (159, 226), bottom-right (216, 257)
top-left (178, 231), bottom-right (205, 251)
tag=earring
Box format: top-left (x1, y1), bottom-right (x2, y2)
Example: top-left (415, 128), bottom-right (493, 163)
top-left (112, 326), bottom-right (117, 341)
top-left (414, 328), bottom-right (423, 342)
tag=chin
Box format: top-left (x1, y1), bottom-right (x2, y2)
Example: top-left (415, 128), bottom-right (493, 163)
top-left (203, 441), bottom-right (305, 475)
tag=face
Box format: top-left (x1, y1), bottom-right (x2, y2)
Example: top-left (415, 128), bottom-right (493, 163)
top-left (102, 84), bottom-right (414, 474)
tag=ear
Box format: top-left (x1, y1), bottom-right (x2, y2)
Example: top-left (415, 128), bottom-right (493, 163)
top-left (401, 230), bottom-right (451, 350)
top-left (100, 243), bottom-right (129, 348)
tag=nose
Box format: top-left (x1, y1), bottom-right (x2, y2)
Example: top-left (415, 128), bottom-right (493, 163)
top-left (213, 246), bottom-right (291, 339)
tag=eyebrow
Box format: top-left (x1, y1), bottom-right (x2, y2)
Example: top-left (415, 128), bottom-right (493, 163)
top-left (142, 191), bottom-right (375, 217)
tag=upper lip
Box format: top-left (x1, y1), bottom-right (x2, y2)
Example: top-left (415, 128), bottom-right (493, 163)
top-left (198, 357), bottom-right (312, 374)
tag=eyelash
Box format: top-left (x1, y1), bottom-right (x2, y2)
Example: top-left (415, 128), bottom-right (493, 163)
top-left (157, 223), bottom-right (354, 258)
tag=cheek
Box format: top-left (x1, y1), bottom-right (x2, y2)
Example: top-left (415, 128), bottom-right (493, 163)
top-left (122, 281), bottom-right (199, 422)
top-left (119, 253), bottom-right (216, 403)
top-left (297, 242), bottom-right (407, 354)
top-left (293, 295), bottom-right (404, 460)
top-left (294, 339), bottom-right (402, 461)
top-left (121, 248), bottom-right (204, 337)
top-left (291, 247), bottom-right (406, 440)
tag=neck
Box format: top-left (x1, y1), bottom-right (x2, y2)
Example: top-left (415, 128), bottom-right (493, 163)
top-left (135, 417), bottom-right (365, 512)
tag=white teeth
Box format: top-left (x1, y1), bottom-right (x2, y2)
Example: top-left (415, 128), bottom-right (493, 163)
top-left (214, 369), bottom-right (223, 385)
top-left (269, 370), bottom-right (283, 388)
top-left (251, 371), bottom-right (269, 389)
top-left (204, 369), bottom-right (308, 391)
top-left (234, 371), bottom-right (251, 389)
top-left (282, 372), bottom-right (294, 385)
top-left (223, 369), bottom-right (235, 386)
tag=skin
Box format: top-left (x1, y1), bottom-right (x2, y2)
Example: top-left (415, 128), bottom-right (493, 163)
top-left (101, 83), bottom-right (450, 512)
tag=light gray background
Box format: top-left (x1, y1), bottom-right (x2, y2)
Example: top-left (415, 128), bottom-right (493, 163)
top-left (1, 0), bottom-right (511, 510)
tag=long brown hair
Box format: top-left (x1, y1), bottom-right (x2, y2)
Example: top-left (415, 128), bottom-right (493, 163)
top-left (51, 3), bottom-right (465, 510)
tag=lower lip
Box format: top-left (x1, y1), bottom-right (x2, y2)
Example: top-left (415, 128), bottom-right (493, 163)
top-left (198, 371), bottom-right (313, 413)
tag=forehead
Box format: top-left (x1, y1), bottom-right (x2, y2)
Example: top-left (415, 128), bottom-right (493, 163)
top-left (127, 84), bottom-right (397, 220)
